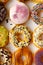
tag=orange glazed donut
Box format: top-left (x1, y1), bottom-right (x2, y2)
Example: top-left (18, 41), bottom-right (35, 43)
top-left (12, 47), bottom-right (33, 65)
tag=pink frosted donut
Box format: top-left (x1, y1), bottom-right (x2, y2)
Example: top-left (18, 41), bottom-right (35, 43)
top-left (10, 2), bottom-right (29, 24)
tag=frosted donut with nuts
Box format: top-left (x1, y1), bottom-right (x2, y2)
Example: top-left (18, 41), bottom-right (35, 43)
top-left (9, 25), bottom-right (32, 47)
top-left (10, 2), bottom-right (29, 24)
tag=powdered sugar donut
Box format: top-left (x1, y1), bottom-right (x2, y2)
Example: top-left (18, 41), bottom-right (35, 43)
top-left (10, 2), bottom-right (29, 24)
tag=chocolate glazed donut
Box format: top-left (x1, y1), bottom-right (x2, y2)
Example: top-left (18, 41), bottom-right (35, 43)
top-left (0, 2), bottom-right (7, 23)
top-left (34, 49), bottom-right (43, 65)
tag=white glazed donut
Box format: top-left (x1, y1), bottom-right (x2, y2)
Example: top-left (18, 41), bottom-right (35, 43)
top-left (33, 25), bottom-right (43, 48)
top-left (10, 1), bottom-right (29, 24)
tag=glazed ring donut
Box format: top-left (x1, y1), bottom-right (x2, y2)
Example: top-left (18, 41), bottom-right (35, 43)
top-left (0, 2), bottom-right (7, 23)
top-left (10, 1), bottom-right (29, 24)
top-left (33, 25), bottom-right (43, 48)
top-left (12, 47), bottom-right (33, 65)
top-left (9, 25), bottom-right (32, 47)
top-left (31, 3), bottom-right (43, 25)
top-left (34, 49), bottom-right (43, 65)
top-left (0, 0), bottom-right (9, 4)
top-left (0, 26), bottom-right (9, 48)
top-left (0, 48), bottom-right (12, 65)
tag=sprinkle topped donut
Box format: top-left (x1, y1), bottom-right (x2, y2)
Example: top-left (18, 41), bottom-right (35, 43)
top-left (34, 49), bottom-right (43, 65)
top-left (33, 25), bottom-right (43, 48)
top-left (31, 3), bottom-right (43, 25)
top-left (0, 2), bottom-right (7, 23)
top-left (0, 48), bottom-right (12, 65)
top-left (0, 26), bottom-right (9, 48)
top-left (9, 25), bottom-right (32, 47)
top-left (10, 1), bottom-right (29, 24)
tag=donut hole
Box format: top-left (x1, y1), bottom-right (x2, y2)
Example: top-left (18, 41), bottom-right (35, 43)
top-left (21, 56), bottom-right (26, 61)
top-left (21, 55), bottom-right (29, 65)
top-left (15, 33), bottom-right (24, 42)
top-left (40, 56), bottom-right (43, 62)
top-left (39, 33), bottom-right (43, 40)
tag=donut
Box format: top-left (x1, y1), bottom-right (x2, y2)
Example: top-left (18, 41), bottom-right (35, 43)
top-left (31, 3), bottom-right (43, 25)
top-left (31, 0), bottom-right (43, 3)
top-left (10, 1), bottom-right (29, 24)
top-left (12, 47), bottom-right (33, 65)
top-left (0, 0), bottom-right (9, 4)
top-left (33, 25), bottom-right (43, 48)
top-left (9, 25), bottom-right (32, 47)
top-left (0, 48), bottom-right (12, 65)
top-left (34, 49), bottom-right (43, 65)
top-left (0, 2), bottom-right (7, 23)
top-left (0, 26), bottom-right (9, 48)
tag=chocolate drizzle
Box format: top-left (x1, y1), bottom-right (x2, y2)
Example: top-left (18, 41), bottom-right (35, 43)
top-left (0, 49), bottom-right (12, 65)
top-left (0, 2), bottom-right (7, 23)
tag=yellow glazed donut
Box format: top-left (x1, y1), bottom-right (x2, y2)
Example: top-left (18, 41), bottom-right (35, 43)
top-left (0, 48), bottom-right (12, 65)
top-left (33, 25), bottom-right (43, 48)
top-left (9, 25), bottom-right (32, 47)
top-left (12, 47), bottom-right (33, 65)
top-left (0, 26), bottom-right (9, 48)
